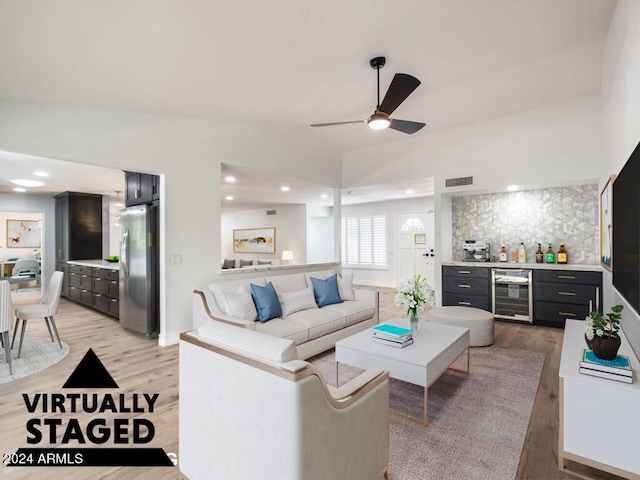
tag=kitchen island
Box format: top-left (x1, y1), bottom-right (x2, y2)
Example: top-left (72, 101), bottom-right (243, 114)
top-left (64, 259), bottom-right (120, 319)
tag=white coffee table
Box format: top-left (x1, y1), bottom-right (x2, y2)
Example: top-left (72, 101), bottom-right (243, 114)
top-left (335, 318), bottom-right (470, 427)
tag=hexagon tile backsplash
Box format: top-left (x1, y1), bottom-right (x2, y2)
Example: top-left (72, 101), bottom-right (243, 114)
top-left (452, 185), bottom-right (599, 264)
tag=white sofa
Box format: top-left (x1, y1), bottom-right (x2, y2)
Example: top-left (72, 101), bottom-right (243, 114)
top-left (193, 269), bottom-right (379, 359)
top-left (179, 320), bottom-right (390, 480)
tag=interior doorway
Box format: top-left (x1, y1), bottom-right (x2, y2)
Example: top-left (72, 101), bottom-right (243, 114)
top-left (397, 211), bottom-right (435, 287)
top-left (0, 211), bottom-right (43, 283)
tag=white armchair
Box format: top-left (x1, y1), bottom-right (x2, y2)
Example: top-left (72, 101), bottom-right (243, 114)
top-left (179, 320), bottom-right (390, 480)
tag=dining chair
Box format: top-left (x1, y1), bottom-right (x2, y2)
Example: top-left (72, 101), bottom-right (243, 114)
top-left (12, 271), bottom-right (64, 359)
top-left (0, 280), bottom-right (13, 375)
top-left (8, 259), bottom-right (40, 292)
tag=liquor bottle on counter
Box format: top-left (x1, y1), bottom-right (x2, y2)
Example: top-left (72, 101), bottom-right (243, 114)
top-left (510, 245), bottom-right (517, 263)
top-left (557, 242), bottom-right (568, 264)
top-left (517, 242), bottom-right (526, 263)
top-left (535, 243), bottom-right (544, 263)
top-left (546, 243), bottom-right (555, 263)
top-left (499, 245), bottom-right (507, 262)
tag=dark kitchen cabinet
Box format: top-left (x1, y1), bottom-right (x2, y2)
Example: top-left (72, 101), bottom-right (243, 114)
top-left (54, 192), bottom-right (104, 263)
top-left (67, 264), bottom-right (93, 307)
top-left (125, 171), bottom-right (159, 206)
top-left (66, 264), bottom-right (119, 319)
top-left (91, 267), bottom-right (119, 318)
top-left (533, 269), bottom-right (602, 327)
top-left (442, 266), bottom-right (492, 311)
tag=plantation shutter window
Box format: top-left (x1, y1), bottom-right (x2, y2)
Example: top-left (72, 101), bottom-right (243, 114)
top-left (341, 214), bottom-right (387, 267)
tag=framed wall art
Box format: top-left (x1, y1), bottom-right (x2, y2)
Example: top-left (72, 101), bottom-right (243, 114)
top-left (6, 219), bottom-right (41, 248)
top-left (233, 227), bottom-right (276, 254)
top-left (600, 174), bottom-right (615, 270)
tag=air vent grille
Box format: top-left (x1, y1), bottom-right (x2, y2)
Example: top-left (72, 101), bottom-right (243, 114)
top-left (445, 176), bottom-right (473, 187)
top-left (266, 210), bottom-right (276, 215)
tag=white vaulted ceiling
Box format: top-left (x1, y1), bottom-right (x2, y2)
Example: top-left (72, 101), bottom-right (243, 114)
top-left (0, 0), bottom-right (617, 200)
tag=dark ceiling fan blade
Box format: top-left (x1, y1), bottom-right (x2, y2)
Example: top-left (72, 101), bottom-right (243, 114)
top-left (389, 118), bottom-right (426, 134)
top-left (310, 120), bottom-right (363, 127)
top-left (379, 73), bottom-right (421, 115)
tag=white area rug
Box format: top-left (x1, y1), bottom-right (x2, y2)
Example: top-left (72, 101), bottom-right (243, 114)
top-left (311, 345), bottom-right (545, 480)
top-left (0, 337), bottom-right (69, 384)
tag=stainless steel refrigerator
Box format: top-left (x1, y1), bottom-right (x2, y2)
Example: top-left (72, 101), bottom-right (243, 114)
top-left (119, 204), bottom-right (159, 337)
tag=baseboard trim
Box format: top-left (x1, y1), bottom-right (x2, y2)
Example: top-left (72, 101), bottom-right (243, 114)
top-left (159, 331), bottom-right (180, 346)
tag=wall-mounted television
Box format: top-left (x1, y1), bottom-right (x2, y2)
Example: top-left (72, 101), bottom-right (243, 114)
top-left (613, 140), bottom-right (640, 314)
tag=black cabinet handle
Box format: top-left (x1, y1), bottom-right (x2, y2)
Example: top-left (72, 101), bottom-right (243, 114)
top-left (458, 284), bottom-right (472, 288)
top-left (558, 292), bottom-right (577, 296)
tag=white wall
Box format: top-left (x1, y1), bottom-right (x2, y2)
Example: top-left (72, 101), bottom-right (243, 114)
top-left (307, 205), bottom-right (334, 263)
top-left (0, 193), bottom-right (55, 291)
top-left (343, 96), bottom-right (605, 304)
top-left (0, 100), bottom-right (343, 345)
top-left (600, 0), bottom-right (640, 357)
top-left (0, 211), bottom-right (42, 259)
top-left (342, 196), bottom-right (435, 288)
top-left (221, 204), bottom-right (307, 264)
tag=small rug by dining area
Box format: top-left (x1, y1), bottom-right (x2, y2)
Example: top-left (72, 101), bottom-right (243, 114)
top-left (0, 337), bottom-right (69, 384)
top-left (310, 345), bottom-right (545, 480)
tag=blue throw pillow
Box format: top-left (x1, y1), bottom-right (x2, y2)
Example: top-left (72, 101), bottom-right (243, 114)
top-left (250, 282), bottom-right (282, 322)
top-left (310, 274), bottom-right (343, 308)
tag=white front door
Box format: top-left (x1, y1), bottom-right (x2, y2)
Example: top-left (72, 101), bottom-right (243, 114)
top-left (397, 212), bottom-right (435, 287)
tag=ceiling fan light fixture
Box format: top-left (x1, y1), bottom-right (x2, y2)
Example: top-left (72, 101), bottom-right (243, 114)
top-left (367, 111), bottom-right (391, 130)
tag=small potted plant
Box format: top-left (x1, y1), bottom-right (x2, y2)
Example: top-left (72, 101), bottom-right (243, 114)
top-left (394, 274), bottom-right (434, 331)
top-left (585, 305), bottom-right (623, 360)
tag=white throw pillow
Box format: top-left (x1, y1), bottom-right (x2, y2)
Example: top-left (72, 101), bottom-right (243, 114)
top-left (338, 273), bottom-right (355, 301)
top-left (278, 287), bottom-right (318, 317)
top-left (222, 284), bottom-right (258, 321)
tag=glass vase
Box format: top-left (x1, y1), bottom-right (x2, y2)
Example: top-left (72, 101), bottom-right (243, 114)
top-left (409, 314), bottom-right (420, 332)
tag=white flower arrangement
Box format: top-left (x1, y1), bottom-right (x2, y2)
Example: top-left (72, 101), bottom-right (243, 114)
top-left (394, 274), bottom-right (434, 318)
top-left (585, 305), bottom-right (622, 340)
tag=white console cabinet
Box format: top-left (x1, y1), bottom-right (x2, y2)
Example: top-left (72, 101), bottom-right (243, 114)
top-left (559, 319), bottom-right (640, 479)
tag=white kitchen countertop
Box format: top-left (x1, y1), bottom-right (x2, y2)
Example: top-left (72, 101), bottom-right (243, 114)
top-left (67, 259), bottom-right (120, 270)
top-left (443, 261), bottom-right (602, 272)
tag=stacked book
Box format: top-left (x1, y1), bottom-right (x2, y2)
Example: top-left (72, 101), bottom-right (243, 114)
top-left (371, 324), bottom-right (414, 348)
top-left (579, 349), bottom-right (633, 383)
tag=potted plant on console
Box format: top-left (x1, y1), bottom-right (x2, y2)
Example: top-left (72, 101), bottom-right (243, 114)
top-left (585, 305), bottom-right (623, 360)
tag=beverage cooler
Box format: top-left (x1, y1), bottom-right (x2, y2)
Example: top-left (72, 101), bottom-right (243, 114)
top-left (491, 269), bottom-right (533, 323)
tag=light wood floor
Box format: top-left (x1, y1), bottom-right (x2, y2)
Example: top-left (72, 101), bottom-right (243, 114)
top-left (0, 288), bottom-right (622, 479)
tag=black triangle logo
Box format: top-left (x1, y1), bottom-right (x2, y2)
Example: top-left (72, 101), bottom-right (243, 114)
top-left (62, 348), bottom-right (119, 388)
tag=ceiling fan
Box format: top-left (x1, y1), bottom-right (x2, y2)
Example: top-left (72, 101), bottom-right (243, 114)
top-left (310, 56), bottom-right (426, 135)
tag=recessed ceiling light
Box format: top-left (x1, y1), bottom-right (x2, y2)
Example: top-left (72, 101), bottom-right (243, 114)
top-left (281, 186), bottom-right (290, 192)
top-left (406, 189), bottom-right (414, 194)
top-left (10, 179), bottom-right (44, 187)
top-left (321, 194), bottom-right (328, 199)
top-left (225, 195), bottom-right (234, 201)
top-left (507, 185), bottom-right (519, 191)
top-left (13, 187), bottom-right (27, 192)
top-left (33, 171), bottom-right (49, 177)
top-left (224, 176), bottom-right (236, 183)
